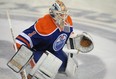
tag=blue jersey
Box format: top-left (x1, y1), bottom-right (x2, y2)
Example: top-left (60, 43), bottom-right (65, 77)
top-left (15, 14), bottom-right (73, 71)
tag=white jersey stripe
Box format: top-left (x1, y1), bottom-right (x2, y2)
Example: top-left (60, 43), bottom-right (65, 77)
top-left (20, 32), bottom-right (33, 48)
top-left (16, 39), bottom-right (26, 46)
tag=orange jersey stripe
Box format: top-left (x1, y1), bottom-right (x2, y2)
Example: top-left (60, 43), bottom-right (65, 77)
top-left (29, 59), bottom-right (35, 68)
top-left (17, 36), bottom-right (31, 48)
top-left (16, 43), bottom-right (21, 49)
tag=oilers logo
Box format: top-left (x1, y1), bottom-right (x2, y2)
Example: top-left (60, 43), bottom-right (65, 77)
top-left (53, 33), bottom-right (67, 51)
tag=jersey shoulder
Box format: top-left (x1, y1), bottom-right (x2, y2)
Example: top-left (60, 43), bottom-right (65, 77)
top-left (35, 14), bottom-right (57, 35)
top-left (66, 15), bottom-right (73, 26)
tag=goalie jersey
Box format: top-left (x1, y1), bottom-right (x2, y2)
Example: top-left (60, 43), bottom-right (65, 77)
top-left (15, 14), bottom-right (73, 71)
top-left (16, 14), bottom-right (73, 52)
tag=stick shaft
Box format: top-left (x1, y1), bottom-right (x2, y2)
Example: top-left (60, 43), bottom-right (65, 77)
top-left (6, 10), bottom-right (17, 51)
top-left (6, 10), bottom-right (27, 79)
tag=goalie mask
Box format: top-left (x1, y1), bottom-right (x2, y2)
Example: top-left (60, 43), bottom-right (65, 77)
top-left (49, 0), bottom-right (68, 28)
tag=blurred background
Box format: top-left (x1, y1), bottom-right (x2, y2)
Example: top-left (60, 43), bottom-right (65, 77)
top-left (0, 0), bottom-right (116, 79)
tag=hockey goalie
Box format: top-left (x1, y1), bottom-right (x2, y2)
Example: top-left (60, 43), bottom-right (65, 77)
top-left (7, 0), bottom-right (94, 79)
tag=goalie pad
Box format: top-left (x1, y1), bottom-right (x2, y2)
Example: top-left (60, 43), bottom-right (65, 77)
top-left (67, 32), bottom-right (94, 53)
top-left (30, 51), bottom-right (62, 79)
top-left (7, 45), bottom-right (33, 73)
top-left (65, 53), bottom-right (78, 77)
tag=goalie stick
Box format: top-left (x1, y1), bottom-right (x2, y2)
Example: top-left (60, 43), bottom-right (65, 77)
top-left (6, 10), bottom-right (27, 79)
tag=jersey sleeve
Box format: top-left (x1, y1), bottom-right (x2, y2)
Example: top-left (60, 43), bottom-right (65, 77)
top-left (15, 24), bottom-right (36, 50)
top-left (15, 32), bottom-right (33, 49)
